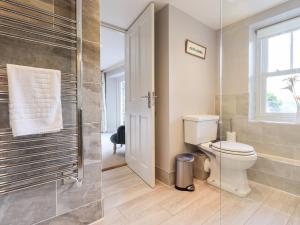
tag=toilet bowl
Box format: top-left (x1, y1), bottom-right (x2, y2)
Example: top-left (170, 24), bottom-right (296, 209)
top-left (183, 115), bottom-right (257, 197)
top-left (200, 141), bottom-right (257, 197)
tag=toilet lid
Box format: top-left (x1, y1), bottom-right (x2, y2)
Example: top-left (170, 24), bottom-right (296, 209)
top-left (211, 141), bottom-right (256, 155)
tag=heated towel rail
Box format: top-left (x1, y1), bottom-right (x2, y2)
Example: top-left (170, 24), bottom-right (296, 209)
top-left (0, 0), bottom-right (83, 195)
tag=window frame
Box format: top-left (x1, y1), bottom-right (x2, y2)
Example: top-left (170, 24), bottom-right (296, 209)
top-left (255, 26), bottom-right (300, 122)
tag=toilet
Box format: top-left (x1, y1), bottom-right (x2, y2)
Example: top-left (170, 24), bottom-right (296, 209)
top-left (183, 115), bottom-right (257, 197)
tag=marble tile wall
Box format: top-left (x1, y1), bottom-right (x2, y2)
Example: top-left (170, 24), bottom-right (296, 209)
top-left (0, 0), bottom-right (102, 224)
top-left (217, 93), bottom-right (300, 196)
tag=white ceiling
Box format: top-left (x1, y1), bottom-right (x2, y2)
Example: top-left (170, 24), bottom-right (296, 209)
top-left (100, 26), bottom-right (125, 70)
top-left (101, 0), bottom-right (289, 30)
top-left (223, 0), bottom-right (289, 28)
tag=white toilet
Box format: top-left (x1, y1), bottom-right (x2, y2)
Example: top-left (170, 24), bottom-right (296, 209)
top-left (183, 115), bottom-right (257, 197)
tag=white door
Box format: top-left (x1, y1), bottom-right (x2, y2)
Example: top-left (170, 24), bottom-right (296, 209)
top-left (125, 3), bottom-right (155, 187)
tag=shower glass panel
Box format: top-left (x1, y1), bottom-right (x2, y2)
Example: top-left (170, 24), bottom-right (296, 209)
top-left (220, 1), bottom-right (300, 225)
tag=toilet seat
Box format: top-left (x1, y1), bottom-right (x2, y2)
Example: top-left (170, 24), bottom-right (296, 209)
top-left (211, 141), bottom-right (256, 156)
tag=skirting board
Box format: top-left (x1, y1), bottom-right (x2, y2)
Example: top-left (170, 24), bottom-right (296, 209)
top-left (155, 167), bottom-right (175, 186)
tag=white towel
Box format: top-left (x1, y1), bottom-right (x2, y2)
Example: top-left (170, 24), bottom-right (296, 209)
top-left (7, 64), bottom-right (63, 137)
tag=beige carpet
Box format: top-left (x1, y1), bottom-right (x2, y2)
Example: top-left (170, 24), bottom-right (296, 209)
top-left (101, 133), bottom-right (126, 170)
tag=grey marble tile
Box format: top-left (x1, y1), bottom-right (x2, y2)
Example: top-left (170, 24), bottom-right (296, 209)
top-left (83, 61), bottom-right (101, 83)
top-left (293, 147), bottom-right (300, 161)
top-left (0, 0), bottom-right (54, 28)
top-left (82, 40), bottom-right (100, 67)
top-left (248, 169), bottom-right (285, 191)
top-left (236, 93), bottom-right (249, 116)
top-left (54, 0), bottom-right (76, 20)
top-left (22, 0), bottom-right (54, 11)
top-left (0, 37), bottom-right (74, 74)
top-left (262, 123), bottom-right (300, 146)
top-left (284, 178), bottom-right (300, 196)
top-left (0, 182), bottom-right (56, 225)
top-left (0, 103), bottom-right (9, 129)
top-left (37, 200), bottom-right (103, 225)
top-left (248, 141), bottom-right (294, 159)
top-left (56, 162), bottom-right (102, 215)
top-left (62, 103), bottom-right (77, 125)
top-left (221, 94), bottom-right (237, 116)
top-left (215, 95), bottom-right (220, 115)
top-left (83, 0), bottom-right (100, 43)
top-left (233, 117), bottom-right (263, 143)
top-left (0, 37), bottom-right (51, 67)
top-left (82, 83), bottom-right (101, 124)
top-left (252, 156), bottom-right (293, 179)
top-left (82, 123), bottom-right (101, 161)
top-left (219, 117), bottom-right (232, 139)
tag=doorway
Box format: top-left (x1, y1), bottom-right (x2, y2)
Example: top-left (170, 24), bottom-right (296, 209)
top-left (100, 2), bottom-right (156, 187)
top-left (100, 25), bottom-right (127, 171)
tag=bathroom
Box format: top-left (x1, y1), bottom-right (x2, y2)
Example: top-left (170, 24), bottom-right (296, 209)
top-left (0, 0), bottom-right (299, 225)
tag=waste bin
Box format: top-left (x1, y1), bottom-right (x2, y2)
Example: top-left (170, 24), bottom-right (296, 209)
top-left (175, 153), bottom-right (195, 192)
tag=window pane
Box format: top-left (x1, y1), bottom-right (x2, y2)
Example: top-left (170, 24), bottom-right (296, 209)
top-left (268, 33), bottom-right (291, 72)
top-left (293, 29), bottom-right (300, 69)
top-left (266, 75), bottom-right (299, 113)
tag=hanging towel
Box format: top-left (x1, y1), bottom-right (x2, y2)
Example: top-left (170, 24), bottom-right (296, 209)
top-left (7, 64), bottom-right (63, 137)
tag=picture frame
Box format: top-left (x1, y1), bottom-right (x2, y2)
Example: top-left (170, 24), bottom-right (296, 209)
top-left (185, 40), bottom-right (206, 59)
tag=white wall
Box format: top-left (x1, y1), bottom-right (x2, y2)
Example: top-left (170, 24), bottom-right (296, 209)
top-left (168, 5), bottom-right (218, 172)
top-left (101, 26), bottom-right (125, 70)
top-left (222, 0), bottom-right (300, 95)
top-left (155, 4), bottom-right (219, 182)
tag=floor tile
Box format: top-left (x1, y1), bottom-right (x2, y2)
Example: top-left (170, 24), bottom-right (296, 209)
top-left (93, 166), bottom-right (300, 225)
top-left (287, 202), bottom-right (300, 225)
top-left (245, 189), bottom-right (299, 225)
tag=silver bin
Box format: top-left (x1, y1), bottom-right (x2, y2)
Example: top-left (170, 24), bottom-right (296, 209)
top-left (175, 153), bottom-right (195, 191)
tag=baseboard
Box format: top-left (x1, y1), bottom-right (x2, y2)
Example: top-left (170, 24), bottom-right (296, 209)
top-left (155, 167), bottom-right (175, 186)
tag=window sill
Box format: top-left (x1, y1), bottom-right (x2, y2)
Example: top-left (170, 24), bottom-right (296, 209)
top-left (249, 118), bottom-right (300, 125)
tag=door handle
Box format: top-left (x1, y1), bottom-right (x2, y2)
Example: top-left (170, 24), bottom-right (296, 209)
top-left (140, 92), bottom-right (158, 109)
top-left (141, 92), bottom-right (151, 108)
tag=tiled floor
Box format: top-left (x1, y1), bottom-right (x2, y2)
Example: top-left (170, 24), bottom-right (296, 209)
top-left (92, 166), bottom-right (300, 225)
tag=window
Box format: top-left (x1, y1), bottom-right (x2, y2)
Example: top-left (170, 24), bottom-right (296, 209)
top-left (255, 17), bottom-right (300, 122)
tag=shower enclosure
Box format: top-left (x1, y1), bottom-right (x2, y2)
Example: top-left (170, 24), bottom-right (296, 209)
top-left (219, 0), bottom-right (300, 224)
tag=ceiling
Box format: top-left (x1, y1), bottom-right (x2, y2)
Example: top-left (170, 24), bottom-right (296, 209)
top-left (100, 26), bottom-right (125, 70)
top-left (100, 0), bottom-right (289, 30)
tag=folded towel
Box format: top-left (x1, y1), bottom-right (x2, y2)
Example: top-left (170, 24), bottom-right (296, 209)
top-left (7, 64), bottom-right (63, 137)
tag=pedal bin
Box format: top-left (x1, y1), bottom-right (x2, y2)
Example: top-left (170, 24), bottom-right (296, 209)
top-left (175, 153), bottom-right (195, 191)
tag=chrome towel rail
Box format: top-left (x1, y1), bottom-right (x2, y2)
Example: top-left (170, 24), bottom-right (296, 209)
top-left (0, 6), bottom-right (76, 30)
top-left (1, 0), bottom-right (77, 24)
top-left (0, 31), bottom-right (77, 50)
top-left (0, 0), bottom-right (77, 50)
top-left (0, 23), bottom-right (77, 44)
top-left (0, 0), bottom-right (83, 195)
top-left (0, 173), bottom-right (79, 196)
top-left (0, 161), bottom-right (77, 179)
top-left (0, 15), bottom-right (77, 37)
